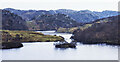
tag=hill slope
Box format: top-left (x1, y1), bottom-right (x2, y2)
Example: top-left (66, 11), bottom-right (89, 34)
top-left (72, 15), bottom-right (119, 45)
top-left (2, 10), bottom-right (28, 30)
top-left (30, 14), bottom-right (81, 30)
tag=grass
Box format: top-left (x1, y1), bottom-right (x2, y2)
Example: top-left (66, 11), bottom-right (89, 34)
top-left (79, 24), bottom-right (92, 31)
top-left (56, 24), bottom-right (93, 33)
top-left (57, 27), bottom-right (78, 33)
top-left (1, 30), bottom-right (64, 42)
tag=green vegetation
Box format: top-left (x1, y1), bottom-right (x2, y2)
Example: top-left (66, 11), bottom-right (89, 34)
top-left (79, 24), bottom-right (92, 31)
top-left (56, 27), bottom-right (78, 33)
top-left (1, 30), bottom-right (64, 42)
top-left (56, 24), bottom-right (92, 33)
top-left (0, 30), bottom-right (64, 49)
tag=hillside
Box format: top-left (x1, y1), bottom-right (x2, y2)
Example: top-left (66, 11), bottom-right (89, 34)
top-left (72, 15), bottom-right (119, 45)
top-left (2, 10), bottom-right (28, 30)
top-left (29, 14), bottom-right (81, 30)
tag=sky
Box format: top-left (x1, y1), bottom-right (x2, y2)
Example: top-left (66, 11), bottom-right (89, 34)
top-left (0, 0), bottom-right (119, 11)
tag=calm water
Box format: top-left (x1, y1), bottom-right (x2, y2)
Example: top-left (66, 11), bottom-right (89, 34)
top-left (1, 31), bottom-right (118, 60)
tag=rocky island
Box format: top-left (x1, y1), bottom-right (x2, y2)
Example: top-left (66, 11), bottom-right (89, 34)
top-left (54, 42), bottom-right (76, 48)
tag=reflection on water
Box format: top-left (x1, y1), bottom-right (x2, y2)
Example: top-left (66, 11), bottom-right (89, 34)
top-left (37, 31), bottom-right (73, 43)
top-left (1, 31), bottom-right (118, 60)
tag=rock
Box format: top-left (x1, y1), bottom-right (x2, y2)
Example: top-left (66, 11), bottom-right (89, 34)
top-left (54, 42), bottom-right (76, 48)
top-left (0, 42), bottom-right (23, 49)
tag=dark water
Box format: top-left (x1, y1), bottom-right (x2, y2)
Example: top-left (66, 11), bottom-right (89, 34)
top-left (1, 31), bottom-right (118, 60)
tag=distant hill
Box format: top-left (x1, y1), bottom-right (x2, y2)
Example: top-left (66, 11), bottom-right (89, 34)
top-left (72, 15), bottom-right (120, 45)
top-left (1, 9), bottom-right (81, 31)
top-left (52, 9), bottom-right (99, 23)
top-left (2, 10), bottom-right (28, 30)
top-left (28, 14), bottom-right (81, 30)
top-left (4, 8), bottom-right (53, 21)
top-left (4, 8), bottom-right (118, 23)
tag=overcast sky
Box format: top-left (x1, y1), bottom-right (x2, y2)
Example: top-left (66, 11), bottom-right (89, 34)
top-left (0, 0), bottom-right (119, 11)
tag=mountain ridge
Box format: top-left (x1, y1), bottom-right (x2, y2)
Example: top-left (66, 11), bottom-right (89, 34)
top-left (4, 8), bottom-right (118, 23)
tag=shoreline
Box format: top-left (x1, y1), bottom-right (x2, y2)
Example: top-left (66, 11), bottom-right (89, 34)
top-left (1, 41), bottom-right (119, 49)
top-left (1, 30), bottom-right (119, 49)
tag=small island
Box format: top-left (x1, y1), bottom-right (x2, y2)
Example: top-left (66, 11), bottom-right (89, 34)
top-left (54, 42), bottom-right (76, 48)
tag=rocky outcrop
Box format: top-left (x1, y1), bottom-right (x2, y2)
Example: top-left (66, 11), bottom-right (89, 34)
top-left (0, 42), bottom-right (23, 49)
top-left (54, 42), bottom-right (76, 48)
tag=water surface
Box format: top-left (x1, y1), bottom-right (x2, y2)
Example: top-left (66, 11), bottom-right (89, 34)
top-left (1, 31), bottom-right (118, 60)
